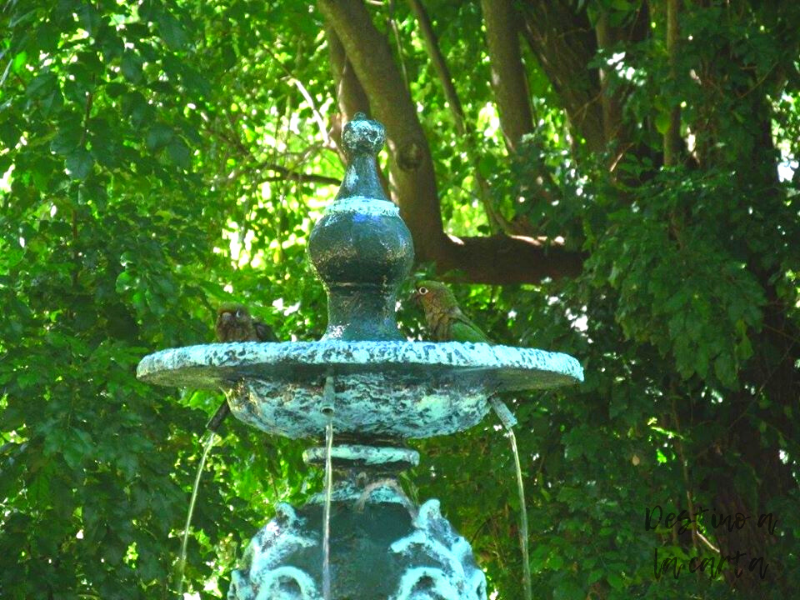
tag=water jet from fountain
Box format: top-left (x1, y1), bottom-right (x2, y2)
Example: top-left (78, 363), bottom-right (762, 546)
top-left (176, 430), bottom-right (216, 597)
top-left (322, 375), bottom-right (336, 600)
top-left (491, 398), bottom-right (532, 600)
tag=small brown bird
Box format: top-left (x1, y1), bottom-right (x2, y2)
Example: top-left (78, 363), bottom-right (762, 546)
top-left (208, 303), bottom-right (276, 433)
top-left (215, 303), bottom-right (276, 343)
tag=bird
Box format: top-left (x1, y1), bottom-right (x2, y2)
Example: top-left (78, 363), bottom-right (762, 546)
top-left (413, 280), bottom-right (492, 344)
top-left (208, 303), bottom-right (276, 433)
top-left (215, 302), bottom-right (277, 343)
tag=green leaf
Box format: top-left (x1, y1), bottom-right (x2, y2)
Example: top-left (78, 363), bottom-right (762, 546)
top-left (66, 148), bottom-right (94, 179)
top-left (77, 4), bottom-right (102, 36)
top-left (478, 154), bottom-right (498, 179)
top-left (713, 352), bottom-right (736, 388)
top-left (156, 12), bottom-right (189, 51)
top-left (121, 51), bottom-right (144, 84)
top-left (116, 271), bottom-right (134, 293)
top-left (607, 572), bottom-right (624, 589)
top-left (609, 387), bottom-right (628, 419)
top-left (40, 88), bottom-right (64, 116)
top-left (167, 137), bottom-right (191, 168)
top-left (146, 124), bottom-right (174, 152)
top-left (122, 91), bottom-right (152, 129)
top-left (51, 124), bottom-right (83, 155)
top-left (554, 580), bottom-right (584, 600)
top-left (27, 72), bottom-right (58, 98)
top-left (12, 51), bottom-right (28, 73)
top-left (0, 120), bottom-right (21, 148)
top-left (105, 82), bottom-right (127, 98)
top-left (655, 111), bottom-right (670, 135)
top-left (610, 0), bottom-right (633, 11)
top-left (63, 429), bottom-right (93, 469)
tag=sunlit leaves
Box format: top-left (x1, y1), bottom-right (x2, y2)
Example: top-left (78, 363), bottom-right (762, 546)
top-left (587, 167), bottom-right (768, 388)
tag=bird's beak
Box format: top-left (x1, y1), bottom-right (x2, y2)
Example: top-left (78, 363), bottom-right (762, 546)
top-left (220, 311), bottom-right (233, 324)
top-left (410, 289), bottom-right (421, 304)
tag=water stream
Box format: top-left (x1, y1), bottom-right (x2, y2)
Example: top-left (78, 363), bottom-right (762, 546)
top-left (176, 430), bottom-right (217, 598)
top-left (491, 399), bottom-right (531, 600)
top-left (322, 413), bottom-right (334, 600)
top-left (507, 426), bottom-right (532, 600)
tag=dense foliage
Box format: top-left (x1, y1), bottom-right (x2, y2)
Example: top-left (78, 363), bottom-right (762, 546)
top-left (1, 1), bottom-right (798, 599)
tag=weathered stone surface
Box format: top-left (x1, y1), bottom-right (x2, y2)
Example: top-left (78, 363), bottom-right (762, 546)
top-left (303, 444), bottom-right (420, 471)
top-left (228, 484), bottom-right (487, 600)
top-left (136, 340), bottom-right (582, 439)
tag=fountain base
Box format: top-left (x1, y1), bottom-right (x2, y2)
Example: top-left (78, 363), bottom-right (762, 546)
top-left (228, 444), bottom-right (486, 599)
top-left (228, 489), bottom-right (487, 600)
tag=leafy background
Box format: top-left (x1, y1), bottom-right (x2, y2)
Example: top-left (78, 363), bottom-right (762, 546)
top-left (1, 1), bottom-right (798, 599)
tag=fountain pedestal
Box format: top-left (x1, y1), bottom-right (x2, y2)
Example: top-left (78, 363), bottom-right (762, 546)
top-left (228, 446), bottom-right (487, 599)
top-left (136, 115), bottom-right (582, 599)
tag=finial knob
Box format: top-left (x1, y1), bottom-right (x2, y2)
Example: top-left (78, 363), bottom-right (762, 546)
top-left (342, 113), bottom-right (385, 158)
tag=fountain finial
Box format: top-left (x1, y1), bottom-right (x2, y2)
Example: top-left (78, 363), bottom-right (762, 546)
top-left (334, 113), bottom-right (388, 202)
top-left (308, 115), bottom-right (414, 341)
top-left (342, 112), bottom-right (384, 157)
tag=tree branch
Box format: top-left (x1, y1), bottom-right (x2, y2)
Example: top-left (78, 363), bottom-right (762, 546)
top-left (388, 0), bottom-right (410, 91)
top-left (326, 24), bottom-right (371, 123)
top-left (262, 45), bottom-right (332, 148)
top-left (205, 123), bottom-right (340, 186)
top-left (319, 0), bottom-right (584, 283)
top-left (519, 1), bottom-right (605, 152)
top-left (480, 0), bottom-right (534, 153)
top-left (259, 163), bottom-right (341, 185)
top-left (318, 0), bottom-right (445, 260)
top-left (595, 11), bottom-right (624, 147)
top-left (406, 0), bottom-right (506, 233)
top-left (596, 3), bottom-right (651, 167)
top-left (406, 0), bottom-right (465, 135)
top-left (663, 0), bottom-right (681, 166)
top-left (438, 234), bottom-right (585, 284)
top-left (325, 22), bottom-right (390, 195)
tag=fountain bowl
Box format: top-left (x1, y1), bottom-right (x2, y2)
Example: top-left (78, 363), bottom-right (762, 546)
top-left (136, 340), bottom-right (583, 439)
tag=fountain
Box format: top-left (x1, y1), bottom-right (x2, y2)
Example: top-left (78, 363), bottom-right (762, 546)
top-left (137, 114), bottom-right (583, 599)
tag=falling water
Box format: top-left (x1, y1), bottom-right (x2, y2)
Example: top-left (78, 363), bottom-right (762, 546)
top-left (490, 398), bottom-right (531, 600)
top-left (322, 412), bottom-right (334, 600)
top-left (176, 430), bottom-right (216, 598)
top-left (507, 427), bottom-right (532, 600)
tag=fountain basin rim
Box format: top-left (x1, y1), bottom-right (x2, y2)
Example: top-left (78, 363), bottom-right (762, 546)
top-left (136, 340), bottom-right (583, 392)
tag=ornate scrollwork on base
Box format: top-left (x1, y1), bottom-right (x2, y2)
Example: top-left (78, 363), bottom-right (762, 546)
top-left (228, 504), bottom-right (321, 600)
top-left (227, 493), bottom-right (487, 600)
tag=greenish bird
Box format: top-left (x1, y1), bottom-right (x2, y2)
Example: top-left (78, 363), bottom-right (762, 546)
top-left (413, 280), bottom-right (492, 344)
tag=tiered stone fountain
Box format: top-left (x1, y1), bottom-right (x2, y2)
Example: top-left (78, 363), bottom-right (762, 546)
top-left (137, 114), bottom-right (583, 599)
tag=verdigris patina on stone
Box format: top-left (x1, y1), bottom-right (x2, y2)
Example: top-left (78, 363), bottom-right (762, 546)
top-left (136, 340), bottom-right (582, 439)
top-left (228, 479), bottom-right (488, 600)
top-left (136, 114), bottom-right (583, 599)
